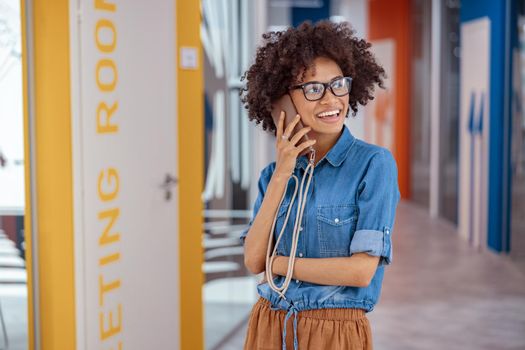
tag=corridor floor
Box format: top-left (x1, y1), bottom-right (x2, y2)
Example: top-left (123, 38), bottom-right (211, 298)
top-left (216, 201), bottom-right (525, 350)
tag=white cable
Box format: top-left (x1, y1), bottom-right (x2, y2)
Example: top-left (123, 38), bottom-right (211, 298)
top-left (265, 150), bottom-right (315, 299)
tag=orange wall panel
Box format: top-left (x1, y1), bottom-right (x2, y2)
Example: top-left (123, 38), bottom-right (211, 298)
top-left (369, 0), bottom-right (411, 199)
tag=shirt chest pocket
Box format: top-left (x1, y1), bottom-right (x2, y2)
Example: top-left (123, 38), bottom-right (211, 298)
top-left (316, 204), bottom-right (357, 257)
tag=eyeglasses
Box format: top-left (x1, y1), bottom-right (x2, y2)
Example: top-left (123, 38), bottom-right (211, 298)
top-left (290, 76), bottom-right (352, 101)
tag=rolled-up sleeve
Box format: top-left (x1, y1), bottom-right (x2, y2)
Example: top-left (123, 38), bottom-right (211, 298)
top-left (350, 150), bottom-right (400, 266)
top-left (239, 164), bottom-right (274, 245)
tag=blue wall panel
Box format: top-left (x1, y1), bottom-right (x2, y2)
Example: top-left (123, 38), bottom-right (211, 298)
top-left (460, 0), bottom-right (514, 252)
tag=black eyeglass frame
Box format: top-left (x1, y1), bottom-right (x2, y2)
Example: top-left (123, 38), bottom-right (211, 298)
top-left (290, 76), bottom-right (353, 101)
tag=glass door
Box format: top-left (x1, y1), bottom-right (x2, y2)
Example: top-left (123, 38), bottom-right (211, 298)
top-left (0, 0), bottom-right (28, 349)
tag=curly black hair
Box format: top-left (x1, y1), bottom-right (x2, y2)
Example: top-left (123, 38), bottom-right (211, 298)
top-left (240, 20), bottom-right (386, 133)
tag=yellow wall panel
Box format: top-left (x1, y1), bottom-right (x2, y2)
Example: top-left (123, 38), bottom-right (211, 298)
top-left (176, 1), bottom-right (205, 349)
top-left (22, 0), bottom-right (76, 349)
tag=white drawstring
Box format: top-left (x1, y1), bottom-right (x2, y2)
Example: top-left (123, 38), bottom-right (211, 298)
top-left (265, 149), bottom-right (316, 299)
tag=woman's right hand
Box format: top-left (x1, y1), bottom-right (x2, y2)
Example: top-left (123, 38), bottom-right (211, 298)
top-left (274, 111), bottom-right (317, 179)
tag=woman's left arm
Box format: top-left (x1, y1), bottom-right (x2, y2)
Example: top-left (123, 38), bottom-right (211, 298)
top-left (271, 253), bottom-right (380, 287)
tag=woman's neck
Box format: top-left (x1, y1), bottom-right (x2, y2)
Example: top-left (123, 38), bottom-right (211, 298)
top-left (309, 129), bottom-right (342, 165)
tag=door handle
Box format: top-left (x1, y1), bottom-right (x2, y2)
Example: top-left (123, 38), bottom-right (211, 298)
top-left (160, 173), bottom-right (178, 201)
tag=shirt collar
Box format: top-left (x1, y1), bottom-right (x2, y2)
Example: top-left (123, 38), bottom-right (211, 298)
top-left (295, 125), bottom-right (356, 170)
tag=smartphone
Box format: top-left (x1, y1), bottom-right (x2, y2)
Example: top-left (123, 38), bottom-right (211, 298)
top-left (271, 94), bottom-right (312, 156)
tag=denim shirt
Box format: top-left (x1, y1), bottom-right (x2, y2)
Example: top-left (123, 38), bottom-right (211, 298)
top-left (241, 125), bottom-right (400, 314)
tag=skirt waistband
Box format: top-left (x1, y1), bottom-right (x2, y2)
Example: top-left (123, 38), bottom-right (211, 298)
top-left (256, 297), bottom-right (367, 321)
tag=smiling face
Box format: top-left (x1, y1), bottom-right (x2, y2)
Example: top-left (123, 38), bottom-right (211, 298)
top-left (289, 56), bottom-right (350, 138)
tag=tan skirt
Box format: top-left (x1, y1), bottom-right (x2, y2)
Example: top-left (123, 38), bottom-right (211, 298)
top-left (243, 298), bottom-right (373, 350)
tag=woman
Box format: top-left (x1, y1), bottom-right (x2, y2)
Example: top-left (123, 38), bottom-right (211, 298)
top-left (239, 20), bottom-right (400, 350)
